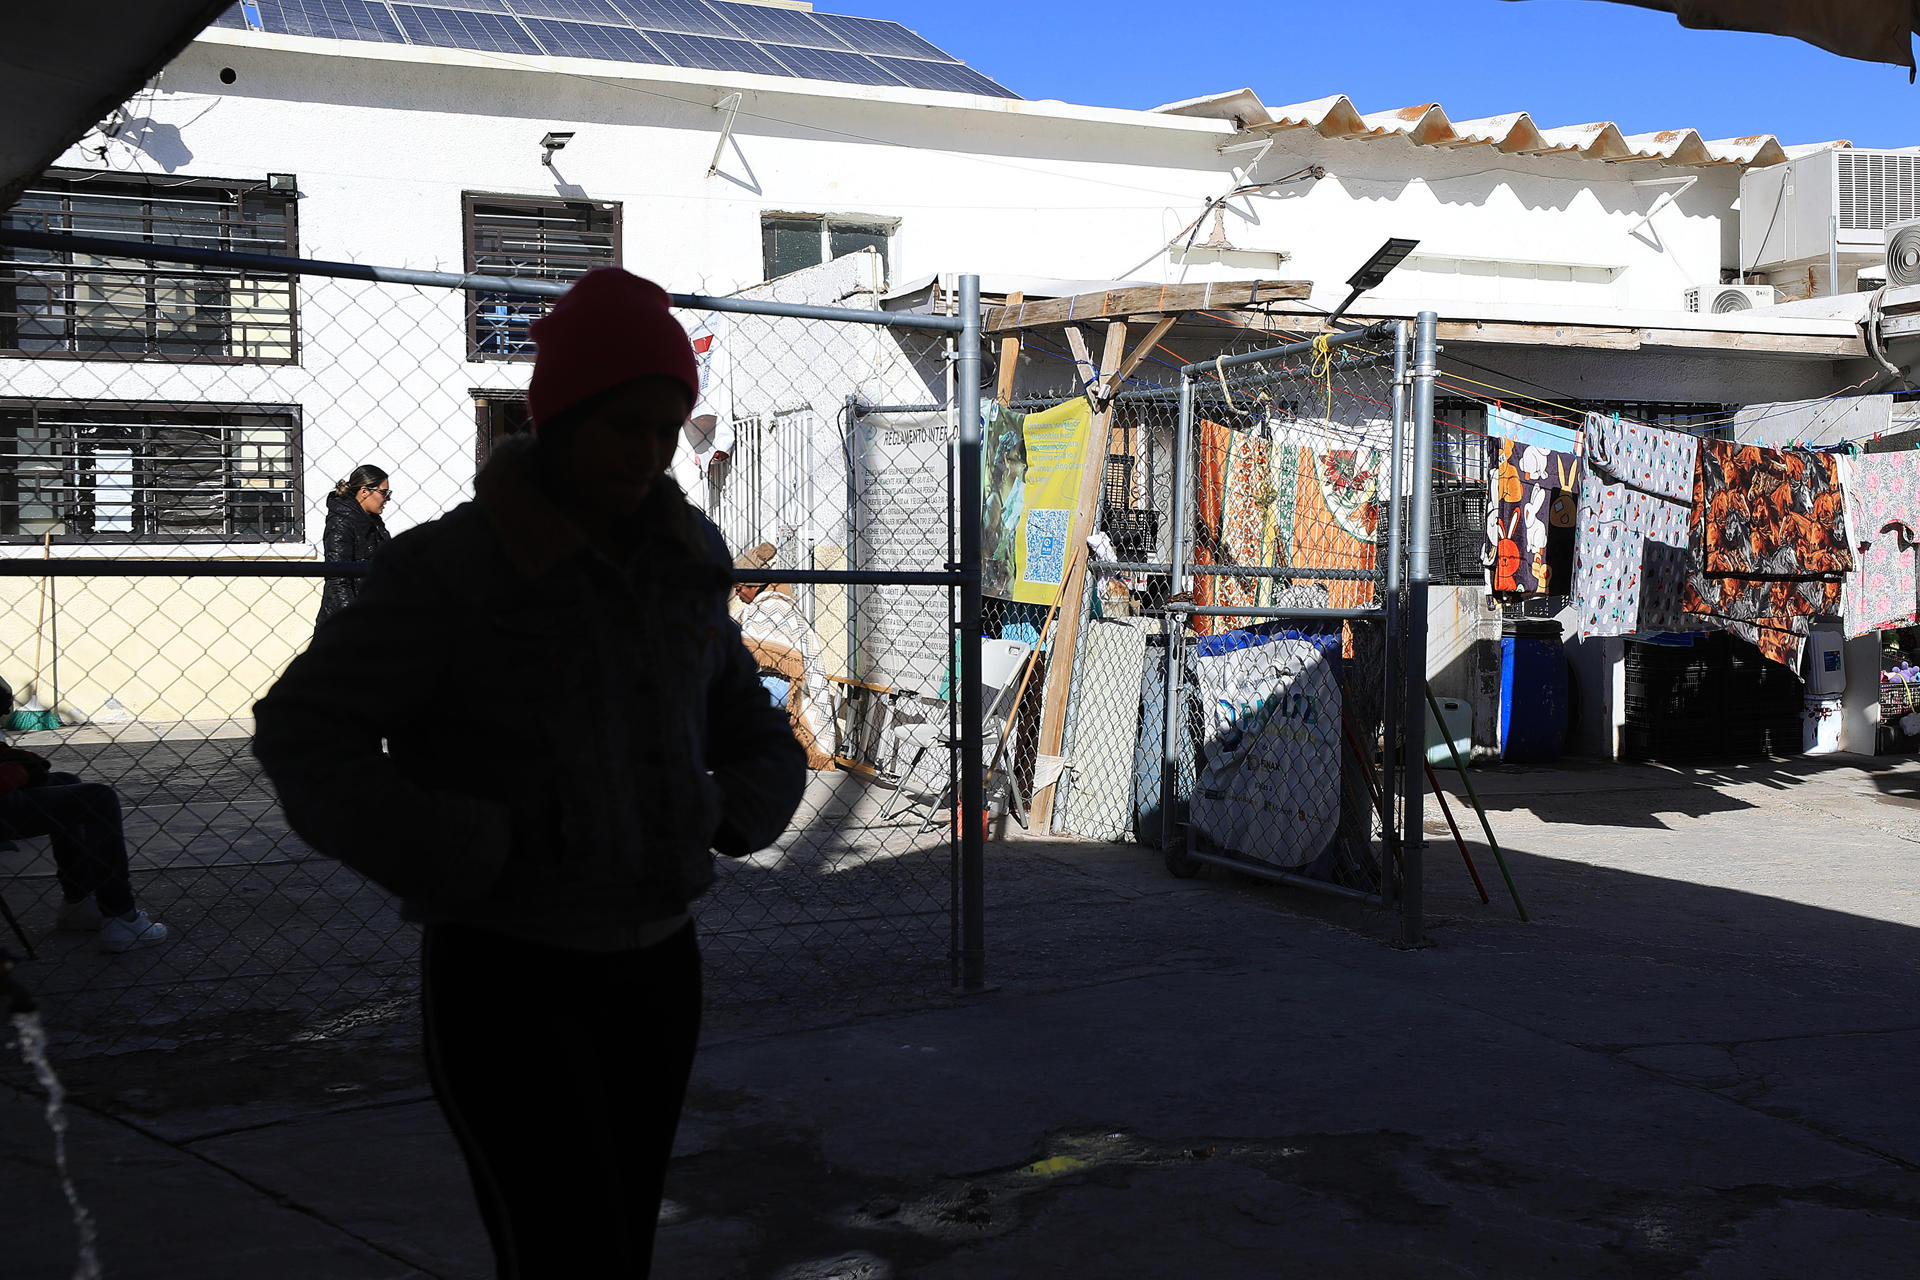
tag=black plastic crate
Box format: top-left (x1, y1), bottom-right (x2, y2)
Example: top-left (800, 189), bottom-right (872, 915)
top-left (1430, 483), bottom-right (1488, 585)
top-left (1101, 508), bottom-right (1162, 562)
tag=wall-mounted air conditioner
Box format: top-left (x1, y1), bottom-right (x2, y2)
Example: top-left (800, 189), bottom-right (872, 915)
top-left (1741, 149), bottom-right (1920, 271)
top-left (1684, 285), bottom-right (1779, 313)
top-left (1886, 218), bottom-right (1920, 288)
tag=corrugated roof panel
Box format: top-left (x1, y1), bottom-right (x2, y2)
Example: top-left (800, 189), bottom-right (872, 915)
top-left (1359, 104), bottom-right (1457, 147)
top-left (1443, 113), bottom-right (1550, 155)
top-left (1165, 92), bottom-right (1818, 171)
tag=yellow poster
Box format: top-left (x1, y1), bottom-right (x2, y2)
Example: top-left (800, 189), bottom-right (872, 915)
top-left (992, 396), bottom-right (1094, 606)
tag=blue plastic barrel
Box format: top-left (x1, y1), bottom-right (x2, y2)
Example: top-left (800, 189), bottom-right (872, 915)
top-left (1499, 619), bottom-right (1568, 762)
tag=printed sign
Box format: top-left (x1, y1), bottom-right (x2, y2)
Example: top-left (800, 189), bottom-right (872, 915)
top-left (983, 396), bottom-right (1095, 605)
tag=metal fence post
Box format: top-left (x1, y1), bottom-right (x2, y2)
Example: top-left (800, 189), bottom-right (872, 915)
top-left (1399, 312), bottom-right (1439, 946)
top-left (1161, 369), bottom-right (1195, 854)
top-left (955, 274), bottom-right (986, 991)
top-left (1380, 321), bottom-right (1411, 911)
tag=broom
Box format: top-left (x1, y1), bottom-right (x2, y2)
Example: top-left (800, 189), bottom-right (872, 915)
top-left (8, 534), bottom-right (60, 733)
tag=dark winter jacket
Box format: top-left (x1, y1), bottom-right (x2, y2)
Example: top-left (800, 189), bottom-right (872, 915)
top-left (316, 490), bottom-right (391, 626)
top-left (254, 437), bottom-right (807, 951)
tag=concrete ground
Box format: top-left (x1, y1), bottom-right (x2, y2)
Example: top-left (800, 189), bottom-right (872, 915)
top-left (6, 754), bottom-right (1920, 1277)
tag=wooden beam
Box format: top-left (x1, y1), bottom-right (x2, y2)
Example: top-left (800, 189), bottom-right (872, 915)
top-left (1062, 324), bottom-right (1096, 387)
top-left (995, 291), bottom-right (1024, 404)
top-left (1099, 315), bottom-right (1178, 403)
top-left (1029, 319), bottom-right (1128, 831)
top-left (1221, 311), bottom-right (1862, 359)
top-left (985, 279), bottom-right (1312, 333)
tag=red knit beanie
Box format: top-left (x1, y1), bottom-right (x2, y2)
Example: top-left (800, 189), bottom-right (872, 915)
top-left (526, 268), bottom-right (700, 429)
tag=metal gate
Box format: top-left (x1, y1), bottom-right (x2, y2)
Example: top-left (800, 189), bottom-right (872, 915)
top-left (1054, 317), bottom-right (1438, 943)
top-left (0, 227), bottom-right (987, 1062)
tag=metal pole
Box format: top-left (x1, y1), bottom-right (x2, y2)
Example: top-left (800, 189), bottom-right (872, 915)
top-left (1398, 312), bottom-right (1439, 947)
top-left (1161, 370), bottom-right (1196, 853)
top-left (1829, 214), bottom-right (1841, 299)
top-left (1379, 321), bottom-right (1411, 911)
top-left (955, 274), bottom-right (987, 992)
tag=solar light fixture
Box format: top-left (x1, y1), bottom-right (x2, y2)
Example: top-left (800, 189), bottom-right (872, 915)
top-left (267, 173), bottom-right (297, 194)
top-left (541, 131), bottom-right (574, 165)
top-left (1325, 237), bottom-right (1421, 325)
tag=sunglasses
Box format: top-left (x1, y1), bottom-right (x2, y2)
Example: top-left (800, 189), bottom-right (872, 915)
top-left (365, 487), bottom-right (394, 499)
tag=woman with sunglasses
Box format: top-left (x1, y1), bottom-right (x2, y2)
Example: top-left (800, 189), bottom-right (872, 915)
top-left (254, 269), bottom-right (806, 1277)
top-left (316, 463), bottom-right (393, 627)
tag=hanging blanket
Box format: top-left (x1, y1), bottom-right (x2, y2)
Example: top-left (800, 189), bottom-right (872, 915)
top-left (1192, 419), bottom-right (1269, 636)
top-left (1484, 434), bottom-right (1580, 596)
top-left (1280, 443), bottom-right (1381, 610)
top-left (1572, 414), bottom-right (1708, 638)
top-left (1842, 451), bottom-right (1920, 635)
top-left (1682, 439), bottom-right (1852, 669)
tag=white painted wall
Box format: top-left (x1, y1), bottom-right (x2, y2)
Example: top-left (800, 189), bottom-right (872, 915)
top-left (1, 31), bottom-right (1776, 556)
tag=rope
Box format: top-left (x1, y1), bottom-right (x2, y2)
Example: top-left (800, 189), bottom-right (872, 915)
top-left (1310, 333), bottom-right (1335, 422)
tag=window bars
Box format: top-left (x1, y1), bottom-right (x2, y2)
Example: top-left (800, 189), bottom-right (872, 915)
top-left (1, 170), bottom-right (299, 363)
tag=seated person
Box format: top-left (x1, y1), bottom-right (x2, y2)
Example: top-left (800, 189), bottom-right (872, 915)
top-left (0, 679), bottom-right (166, 953)
top-left (733, 545), bottom-right (837, 771)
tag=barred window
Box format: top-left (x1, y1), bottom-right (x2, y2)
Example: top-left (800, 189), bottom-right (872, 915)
top-left (1, 170), bottom-right (298, 363)
top-left (0, 400), bottom-right (301, 544)
top-left (464, 194), bottom-right (621, 361)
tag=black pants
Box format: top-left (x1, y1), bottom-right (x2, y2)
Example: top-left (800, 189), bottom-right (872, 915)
top-left (0, 773), bottom-right (135, 916)
top-left (421, 920), bottom-right (702, 1279)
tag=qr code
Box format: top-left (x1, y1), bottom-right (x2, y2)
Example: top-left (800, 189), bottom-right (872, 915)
top-left (1025, 508), bottom-right (1070, 585)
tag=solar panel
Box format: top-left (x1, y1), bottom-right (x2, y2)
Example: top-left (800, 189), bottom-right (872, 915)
top-left (765, 44), bottom-right (903, 87)
top-left (643, 30), bottom-right (791, 75)
top-left (810, 13), bottom-right (953, 62)
top-left (207, 0), bottom-right (1022, 99)
top-left (505, 0), bottom-right (622, 20)
top-left (256, 0), bottom-right (407, 42)
top-left (523, 16), bottom-right (667, 62)
top-left (603, 0), bottom-right (738, 38)
top-left (873, 56), bottom-right (1017, 98)
top-left (709, 2), bottom-right (847, 51)
top-left (392, 3), bottom-right (542, 53)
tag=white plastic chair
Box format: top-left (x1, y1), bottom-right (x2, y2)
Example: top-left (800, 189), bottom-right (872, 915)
top-left (879, 639), bottom-right (1033, 834)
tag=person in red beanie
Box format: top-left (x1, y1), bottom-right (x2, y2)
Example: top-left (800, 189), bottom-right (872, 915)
top-left (254, 267), bottom-right (806, 1278)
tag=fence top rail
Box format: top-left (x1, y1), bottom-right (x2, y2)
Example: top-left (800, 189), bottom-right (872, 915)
top-left (0, 230), bottom-right (969, 334)
top-left (1179, 320), bottom-right (1398, 377)
top-left (0, 559), bottom-right (964, 585)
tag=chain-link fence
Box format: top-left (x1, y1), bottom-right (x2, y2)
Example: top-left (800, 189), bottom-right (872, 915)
top-left (0, 228), bottom-right (986, 1060)
top-left (1034, 318), bottom-right (1438, 941)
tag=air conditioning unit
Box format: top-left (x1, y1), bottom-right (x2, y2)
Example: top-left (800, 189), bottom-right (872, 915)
top-left (1886, 218), bottom-right (1920, 288)
top-left (1684, 285), bottom-right (1779, 313)
top-left (1741, 148), bottom-right (1920, 272)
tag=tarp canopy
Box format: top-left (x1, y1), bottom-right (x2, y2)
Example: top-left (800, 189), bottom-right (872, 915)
top-left (1514, 0), bottom-right (1919, 75)
top-left (0, 2), bottom-right (231, 209)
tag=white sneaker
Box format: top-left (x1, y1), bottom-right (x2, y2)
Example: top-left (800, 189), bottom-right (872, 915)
top-left (99, 910), bottom-right (167, 954)
top-left (55, 894), bottom-right (104, 932)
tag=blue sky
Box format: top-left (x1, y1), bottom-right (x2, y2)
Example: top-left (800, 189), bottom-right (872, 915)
top-left (833, 0), bottom-right (1920, 149)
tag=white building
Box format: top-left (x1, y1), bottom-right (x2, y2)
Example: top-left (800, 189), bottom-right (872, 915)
top-left (0, 0), bottom-right (1910, 746)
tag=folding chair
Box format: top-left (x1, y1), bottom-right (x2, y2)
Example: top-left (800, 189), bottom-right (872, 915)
top-left (879, 638), bottom-right (1033, 834)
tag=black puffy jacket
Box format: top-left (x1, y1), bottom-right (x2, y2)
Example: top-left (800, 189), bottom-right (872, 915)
top-left (254, 437), bottom-right (806, 951)
top-left (316, 490), bottom-right (391, 626)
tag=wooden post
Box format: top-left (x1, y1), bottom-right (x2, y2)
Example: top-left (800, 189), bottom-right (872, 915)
top-left (1028, 319), bottom-right (1129, 830)
top-left (995, 292), bottom-right (1024, 404)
